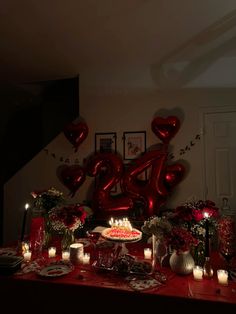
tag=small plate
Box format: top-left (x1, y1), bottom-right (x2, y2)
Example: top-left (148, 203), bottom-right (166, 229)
top-left (38, 264), bottom-right (72, 277)
top-left (0, 248), bottom-right (17, 256)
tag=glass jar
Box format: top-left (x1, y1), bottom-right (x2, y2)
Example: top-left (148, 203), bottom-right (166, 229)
top-left (61, 229), bottom-right (75, 251)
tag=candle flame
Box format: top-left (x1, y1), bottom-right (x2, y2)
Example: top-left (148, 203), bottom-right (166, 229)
top-left (25, 203), bottom-right (29, 210)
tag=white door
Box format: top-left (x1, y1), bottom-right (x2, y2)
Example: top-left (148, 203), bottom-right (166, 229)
top-left (203, 109), bottom-right (236, 215)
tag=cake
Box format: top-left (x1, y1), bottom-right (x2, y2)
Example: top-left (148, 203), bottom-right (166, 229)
top-left (101, 227), bottom-right (142, 242)
top-left (101, 218), bottom-right (142, 242)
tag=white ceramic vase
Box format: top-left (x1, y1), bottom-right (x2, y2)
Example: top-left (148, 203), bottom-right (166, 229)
top-left (169, 250), bottom-right (195, 275)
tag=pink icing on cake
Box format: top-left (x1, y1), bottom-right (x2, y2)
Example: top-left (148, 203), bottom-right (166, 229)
top-left (101, 227), bottom-right (142, 242)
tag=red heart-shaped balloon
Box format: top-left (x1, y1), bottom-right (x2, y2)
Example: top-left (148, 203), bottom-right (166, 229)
top-left (164, 163), bottom-right (185, 189)
top-left (63, 122), bottom-right (89, 152)
top-left (57, 165), bottom-right (86, 197)
top-left (151, 116), bottom-right (180, 144)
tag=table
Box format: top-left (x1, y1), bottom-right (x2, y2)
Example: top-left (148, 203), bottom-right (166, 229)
top-left (0, 241), bottom-right (235, 313)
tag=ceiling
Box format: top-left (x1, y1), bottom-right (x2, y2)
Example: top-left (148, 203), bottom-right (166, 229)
top-left (1, 0), bottom-right (236, 88)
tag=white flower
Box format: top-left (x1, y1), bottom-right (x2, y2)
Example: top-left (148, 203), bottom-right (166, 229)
top-left (142, 216), bottom-right (172, 239)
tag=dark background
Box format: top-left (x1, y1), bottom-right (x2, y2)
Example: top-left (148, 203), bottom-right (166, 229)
top-left (0, 76), bottom-right (79, 245)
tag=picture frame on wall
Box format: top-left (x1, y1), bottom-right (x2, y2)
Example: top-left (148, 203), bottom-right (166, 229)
top-left (123, 131), bottom-right (146, 160)
top-left (95, 132), bottom-right (117, 153)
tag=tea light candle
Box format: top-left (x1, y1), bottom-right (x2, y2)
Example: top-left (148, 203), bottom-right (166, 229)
top-left (217, 269), bottom-right (228, 285)
top-left (193, 266), bottom-right (203, 280)
top-left (48, 247), bottom-right (56, 258)
top-left (23, 250), bottom-right (32, 262)
top-left (21, 241), bottom-right (30, 254)
top-left (144, 248), bottom-right (152, 259)
top-left (62, 250), bottom-right (70, 261)
top-left (83, 253), bottom-right (90, 264)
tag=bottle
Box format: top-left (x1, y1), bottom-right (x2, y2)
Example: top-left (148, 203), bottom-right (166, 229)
top-left (203, 256), bottom-right (214, 278)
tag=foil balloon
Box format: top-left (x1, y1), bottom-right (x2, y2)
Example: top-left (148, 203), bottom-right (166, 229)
top-left (57, 164), bottom-right (86, 197)
top-left (86, 152), bottom-right (133, 218)
top-left (121, 150), bottom-right (169, 218)
top-left (151, 116), bottom-right (180, 144)
top-left (63, 121), bottom-right (89, 152)
top-left (164, 163), bottom-right (185, 190)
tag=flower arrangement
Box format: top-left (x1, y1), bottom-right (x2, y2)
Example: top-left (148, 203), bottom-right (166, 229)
top-left (174, 199), bottom-right (219, 225)
top-left (173, 199), bottom-right (219, 242)
top-left (30, 187), bottom-right (88, 250)
top-left (49, 204), bottom-right (87, 232)
top-left (141, 198), bottom-right (220, 266)
top-left (31, 187), bottom-right (65, 214)
top-left (48, 204), bottom-right (87, 250)
top-left (217, 216), bottom-right (236, 258)
top-left (141, 216), bottom-right (172, 240)
top-left (165, 226), bottom-right (198, 253)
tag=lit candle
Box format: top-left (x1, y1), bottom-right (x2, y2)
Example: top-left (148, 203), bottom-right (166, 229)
top-left (193, 266), bottom-right (203, 280)
top-left (69, 243), bottom-right (84, 265)
top-left (48, 247), bottom-right (56, 258)
top-left (83, 253), bottom-right (90, 264)
top-left (217, 269), bottom-right (228, 285)
top-left (62, 250), bottom-right (70, 261)
top-left (21, 241), bottom-right (30, 254)
top-left (109, 217), bottom-right (114, 227)
top-left (144, 248), bottom-right (152, 259)
top-left (23, 250), bottom-right (32, 262)
top-left (20, 203), bottom-right (29, 241)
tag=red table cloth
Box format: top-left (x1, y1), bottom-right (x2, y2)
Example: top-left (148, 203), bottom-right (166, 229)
top-left (0, 240), bottom-right (235, 313)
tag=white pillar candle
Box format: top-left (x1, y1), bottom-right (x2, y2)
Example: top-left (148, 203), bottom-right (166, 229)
top-left (83, 253), bottom-right (90, 264)
top-left (48, 247), bottom-right (56, 258)
top-left (193, 266), bottom-right (203, 280)
top-left (23, 250), bottom-right (32, 262)
top-left (217, 269), bottom-right (228, 285)
top-left (144, 248), bottom-right (152, 259)
top-left (62, 250), bottom-right (70, 261)
top-left (69, 243), bottom-right (84, 265)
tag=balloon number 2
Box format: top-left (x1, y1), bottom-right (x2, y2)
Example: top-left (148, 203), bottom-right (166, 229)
top-left (86, 153), bottom-right (133, 218)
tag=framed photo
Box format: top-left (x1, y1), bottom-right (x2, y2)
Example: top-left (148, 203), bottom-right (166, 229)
top-left (95, 132), bottom-right (117, 153)
top-left (123, 131), bottom-right (146, 160)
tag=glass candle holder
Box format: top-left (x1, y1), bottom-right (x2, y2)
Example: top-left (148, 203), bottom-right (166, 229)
top-left (48, 246), bottom-right (56, 258)
top-left (217, 269), bottom-right (228, 285)
top-left (62, 250), bottom-right (70, 261)
top-left (23, 250), bottom-right (32, 262)
top-left (203, 257), bottom-right (214, 278)
top-left (144, 248), bottom-right (152, 259)
top-left (21, 241), bottom-right (31, 255)
top-left (83, 253), bottom-right (90, 264)
top-left (193, 265), bottom-right (203, 280)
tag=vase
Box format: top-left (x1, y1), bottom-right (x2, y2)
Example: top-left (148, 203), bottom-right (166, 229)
top-left (169, 250), bottom-right (195, 275)
top-left (61, 229), bottom-right (75, 251)
top-left (152, 235), bottom-right (167, 262)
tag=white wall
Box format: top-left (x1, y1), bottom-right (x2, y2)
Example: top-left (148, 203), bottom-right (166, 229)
top-left (4, 86), bottom-right (236, 244)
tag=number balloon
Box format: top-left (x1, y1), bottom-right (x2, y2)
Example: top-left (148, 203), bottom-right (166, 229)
top-left (121, 150), bottom-right (169, 218)
top-left (164, 163), bottom-right (185, 190)
top-left (86, 152), bottom-right (133, 219)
